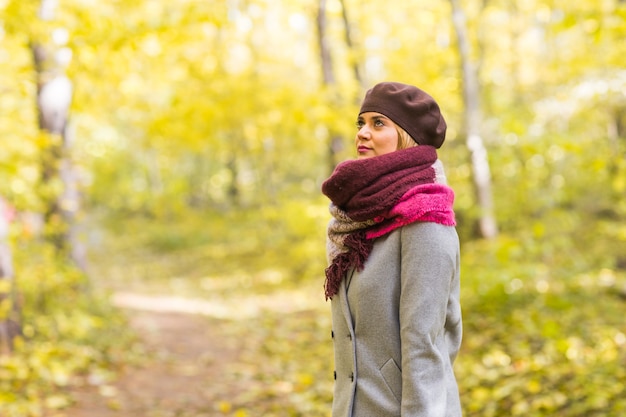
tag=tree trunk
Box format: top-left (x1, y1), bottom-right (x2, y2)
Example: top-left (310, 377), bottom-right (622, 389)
top-left (226, 155), bottom-right (240, 207)
top-left (338, 0), bottom-right (364, 90)
top-left (32, 0), bottom-right (86, 268)
top-left (317, 0), bottom-right (335, 87)
top-left (316, 0), bottom-right (344, 172)
top-left (0, 197), bottom-right (20, 354)
top-left (607, 109), bottom-right (625, 169)
top-left (450, 0), bottom-right (498, 239)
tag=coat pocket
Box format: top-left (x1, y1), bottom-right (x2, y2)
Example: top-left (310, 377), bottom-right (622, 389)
top-left (380, 358), bottom-right (402, 402)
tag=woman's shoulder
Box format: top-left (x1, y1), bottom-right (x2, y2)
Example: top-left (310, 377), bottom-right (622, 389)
top-left (400, 221), bottom-right (459, 248)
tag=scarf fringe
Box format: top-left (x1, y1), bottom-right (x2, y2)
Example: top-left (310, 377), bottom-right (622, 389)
top-left (324, 232), bottom-right (373, 300)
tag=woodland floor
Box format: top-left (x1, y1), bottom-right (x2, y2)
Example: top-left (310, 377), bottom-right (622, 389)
top-left (62, 296), bottom-right (245, 417)
top-left (59, 285), bottom-right (329, 417)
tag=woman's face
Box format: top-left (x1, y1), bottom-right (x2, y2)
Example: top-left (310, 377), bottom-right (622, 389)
top-left (355, 112), bottom-right (399, 159)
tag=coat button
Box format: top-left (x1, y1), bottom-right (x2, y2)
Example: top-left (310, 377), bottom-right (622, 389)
top-left (331, 330), bottom-right (334, 339)
top-left (334, 371), bottom-right (337, 380)
top-left (350, 372), bottom-right (354, 382)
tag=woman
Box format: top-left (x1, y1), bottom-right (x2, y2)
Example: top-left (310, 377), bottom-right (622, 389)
top-left (321, 82), bottom-right (462, 417)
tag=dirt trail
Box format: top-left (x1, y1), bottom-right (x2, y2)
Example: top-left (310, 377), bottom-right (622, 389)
top-left (63, 299), bottom-right (244, 417)
top-left (61, 287), bottom-right (324, 417)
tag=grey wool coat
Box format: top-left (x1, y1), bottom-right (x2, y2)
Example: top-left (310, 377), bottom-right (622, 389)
top-left (330, 221), bottom-right (462, 417)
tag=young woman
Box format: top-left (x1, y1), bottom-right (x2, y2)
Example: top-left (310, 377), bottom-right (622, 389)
top-left (322, 82), bottom-right (462, 417)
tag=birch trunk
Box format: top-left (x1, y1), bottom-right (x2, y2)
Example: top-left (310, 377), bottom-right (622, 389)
top-left (450, 0), bottom-right (498, 239)
top-left (32, 0), bottom-right (86, 268)
top-left (0, 197), bottom-right (20, 354)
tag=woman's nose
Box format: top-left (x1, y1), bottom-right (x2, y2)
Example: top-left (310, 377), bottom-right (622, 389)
top-left (357, 126), bottom-right (370, 140)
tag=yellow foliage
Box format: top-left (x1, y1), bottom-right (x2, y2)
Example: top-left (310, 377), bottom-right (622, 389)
top-left (217, 400), bottom-right (232, 413)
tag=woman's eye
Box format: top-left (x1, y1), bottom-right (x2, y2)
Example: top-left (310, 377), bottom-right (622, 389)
top-left (374, 120), bottom-right (384, 127)
top-left (356, 121), bottom-right (364, 128)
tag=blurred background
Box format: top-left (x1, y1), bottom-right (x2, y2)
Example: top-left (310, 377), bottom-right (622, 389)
top-left (0, 0), bottom-right (625, 416)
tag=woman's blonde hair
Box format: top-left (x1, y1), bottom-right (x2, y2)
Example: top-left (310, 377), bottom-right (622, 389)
top-left (396, 126), bottom-right (417, 150)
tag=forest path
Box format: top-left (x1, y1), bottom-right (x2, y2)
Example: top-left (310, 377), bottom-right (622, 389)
top-left (62, 295), bottom-right (241, 417)
top-left (61, 287), bottom-right (325, 417)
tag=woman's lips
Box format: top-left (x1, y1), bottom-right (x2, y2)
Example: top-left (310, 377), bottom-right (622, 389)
top-left (357, 146), bottom-right (371, 152)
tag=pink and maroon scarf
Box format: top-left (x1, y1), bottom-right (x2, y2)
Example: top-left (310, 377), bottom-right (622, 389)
top-left (321, 146), bottom-right (456, 300)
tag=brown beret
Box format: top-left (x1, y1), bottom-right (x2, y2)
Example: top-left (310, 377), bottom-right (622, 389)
top-left (359, 82), bottom-right (447, 148)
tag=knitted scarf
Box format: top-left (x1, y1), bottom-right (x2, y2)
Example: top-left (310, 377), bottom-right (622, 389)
top-left (321, 146), bottom-right (456, 300)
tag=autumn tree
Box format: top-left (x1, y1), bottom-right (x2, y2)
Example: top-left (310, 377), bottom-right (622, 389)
top-left (316, 0), bottom-right (345, 172)
top-left (0, 197), bottom-right (19, 353)
top-left (31, 0), bottom-right (85, 268)
top-left (450, 0), bottom-right (498, 239)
